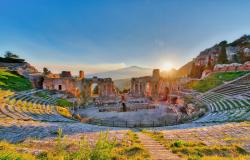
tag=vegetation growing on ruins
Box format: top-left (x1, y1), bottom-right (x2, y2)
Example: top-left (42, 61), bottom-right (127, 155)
top-left (35, 91), bottom-right (74, 107)
top-left (189, 71), bottom-right (249, 92)
top-left (56, 106), bottom-right (73, 119)
top-left (0, 130), bottom-right (150, 160)
top-left (143, 130), bottom-right (250, 160)
top-left (35, 91), bottom-right (51, 99)
top-left (56, 98), bottom-right (74, 107)
top-left (0, 89), bottom-right (13, 101)
top-left (0, 69), bottom-right (32, 91)
top-left (111, 130), bottom-right (150, 160)
top-left (0, 141), bottom-right (36, 160)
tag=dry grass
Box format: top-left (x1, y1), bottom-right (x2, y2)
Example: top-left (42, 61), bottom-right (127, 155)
top-left (142, 130), bottom-right (250, 160)
top-left (0, 130), bottom-right (151, 160)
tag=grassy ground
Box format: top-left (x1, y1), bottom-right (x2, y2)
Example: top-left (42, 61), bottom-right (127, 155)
top-left (0, 69), bottom-right (32, 91)
top-left (0, 130), bottom-right (150, 160)
top-left (35, 91), bottom-right (73, 107)
top-left (0, 141), bottom-right (36, 160)
top-left (142, 130), bottom-right (250, 160)
top-left (189, 71), bottom-right (249, 93)
top-left (56, 98), bottom-right (73, 108)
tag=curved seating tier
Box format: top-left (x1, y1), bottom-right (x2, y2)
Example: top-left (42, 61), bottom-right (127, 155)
top-left (196, 73), bottom-right (250, 123)
top-left (0, 103), bottom-right (75, 122)
top-left (0, 89), bottom-right (75, 122)
top-left (8, 89), bottom-right (57, 106)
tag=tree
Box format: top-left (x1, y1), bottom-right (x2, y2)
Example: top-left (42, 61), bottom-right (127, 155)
top-left (4, 51), bottom-right (19, 59)
top-left (43, 67), bottom-right (51, 75)
top-left (218, 40), bottom-right (227, 46)
top-left (217, 46), bottom-right (229, 64)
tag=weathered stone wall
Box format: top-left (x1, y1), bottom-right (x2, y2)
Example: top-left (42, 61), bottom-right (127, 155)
top-left (214, 61), bottom-right (250, 72)
top-left (130, 69), bottom-right (178, 100)
top-left (43, 72), bottom-right (116, 102)
top-left (43, 77), bottom-right (80, 96)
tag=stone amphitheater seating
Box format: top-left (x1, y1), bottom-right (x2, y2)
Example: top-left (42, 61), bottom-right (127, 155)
top-left (196, 73), bottom-right (250, 123)
top-left (9, 89), bottom-right (57, 106)
top-left (0, 90), bottom-right (75, 122)
top-left (0, 102), bottom-right (74, 122)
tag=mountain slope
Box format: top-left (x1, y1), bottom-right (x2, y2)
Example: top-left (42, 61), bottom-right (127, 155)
top-left (113, 78), bottom-right (131, 90)
top-left (87, 66), bottom-right (153, 80)
top-left (176, 60), bottom-right (193, 77)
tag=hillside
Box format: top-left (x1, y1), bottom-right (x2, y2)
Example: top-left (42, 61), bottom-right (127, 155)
top-left (176, 60), bottom-right (193, 77)
top-left (0, 69), bottom-right (32, 91)
top-left (188, 71), bottom-right (249, 92)
top-left (87, 66), bottom-right (153, 80)
top-left (189, 35), bottom-right (250, 78)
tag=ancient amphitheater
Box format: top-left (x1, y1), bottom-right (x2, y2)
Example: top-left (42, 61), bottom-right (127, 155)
top-left (0, 71), bottom-right (250, 160)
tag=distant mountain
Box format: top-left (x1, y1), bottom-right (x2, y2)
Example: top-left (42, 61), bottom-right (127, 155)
top-left (113, 78), bottom-right (131, 90)
top-left (87, 66), bottom-right (153, 80)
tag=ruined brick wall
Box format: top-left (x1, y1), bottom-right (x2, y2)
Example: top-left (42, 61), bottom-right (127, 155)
top-left (214, 62), bottom-right (250, 72)
top-left (131, 76), bottom-right (151, 97)
top-left (43, 77), bottom-right (80, 96)
top-left (130, 69), bottom-right (180, 100)
top-left (43, 75), bottom-right (116, 99)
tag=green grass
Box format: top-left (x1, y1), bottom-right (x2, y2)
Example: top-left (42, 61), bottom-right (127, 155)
top-left (0, 69), bottom-right (32, 91)
top-left (56, 98), bottom-right (73, 107)
top-left (143, 130), bottom-right (250, 160)
top-left (111, 131), bottom-right (151, 160)
top-left (35, 91), bottom-right (51, 99)
top-left (190, 71), bottom-right (249, 93)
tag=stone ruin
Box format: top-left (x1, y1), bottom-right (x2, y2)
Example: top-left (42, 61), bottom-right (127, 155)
top-left (43, 70), bottom-right (116, 103)
top-left (130, 69), bottom-right (180, 100)
top-left (213, 61), bottom-right (250, 72)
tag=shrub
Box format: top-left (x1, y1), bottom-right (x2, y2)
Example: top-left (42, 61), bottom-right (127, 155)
top-left (56, 98), bottom-right (73, 107)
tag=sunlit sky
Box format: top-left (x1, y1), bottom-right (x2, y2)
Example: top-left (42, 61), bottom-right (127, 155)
top-left (0, 0), bottom-right (250, 74)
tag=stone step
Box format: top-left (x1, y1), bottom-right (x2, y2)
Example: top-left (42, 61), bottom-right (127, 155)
top-left (137, 133), bottom-right (183, 160)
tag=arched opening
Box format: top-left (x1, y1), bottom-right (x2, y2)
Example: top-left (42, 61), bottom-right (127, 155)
top-left (58, 85), bottom-right (62, 90)
top-left (145, 82), bottom-right (151, 96)
top-left (91, 83), bottom-right (99, 97)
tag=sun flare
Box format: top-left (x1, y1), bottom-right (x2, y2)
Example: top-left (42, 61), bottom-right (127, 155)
top-left (162, 62), bottom-right (174, 71)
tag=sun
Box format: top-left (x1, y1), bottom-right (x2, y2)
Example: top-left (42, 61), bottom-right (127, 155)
top-left (162, 62), bottom-right (174, 71)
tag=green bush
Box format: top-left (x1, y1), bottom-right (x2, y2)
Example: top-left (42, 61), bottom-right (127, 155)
top-left (56, 98), bottom-right (73, 107)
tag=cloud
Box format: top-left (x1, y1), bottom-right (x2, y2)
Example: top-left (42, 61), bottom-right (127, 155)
top-left (34, 63), bottom-right (127, 75)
